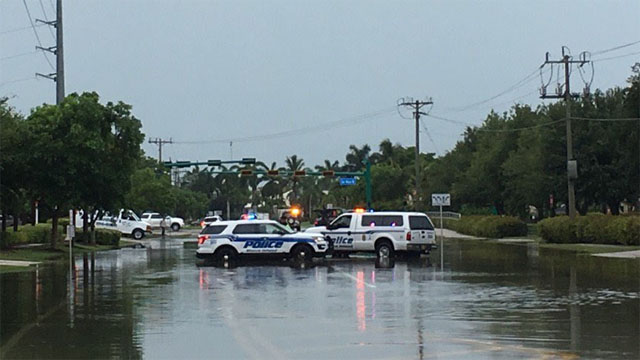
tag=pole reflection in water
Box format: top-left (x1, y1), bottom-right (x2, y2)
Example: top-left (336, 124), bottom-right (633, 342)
top-left (356, 270), bottom-right (366, 331)
top-left (569, 265), bottom-right (581, 351)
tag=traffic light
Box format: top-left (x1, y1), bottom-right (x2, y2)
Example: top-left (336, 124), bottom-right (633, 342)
top-left (267, 170), bottom-right (279, 176)
top-left (162, 161), bottom-right (173, 167)
top-left (176, 161), bottom-right (191, 168)
top-left (294, 170), bottom-right (306, 176)
top-left (207, 159), bottom-right (222, 166)
top-left (322, 170), bottom-right (335, 177)
top-left (241, 158), bottom-right (256, 165)
top-left (240, 169), bottom-right (253, 176)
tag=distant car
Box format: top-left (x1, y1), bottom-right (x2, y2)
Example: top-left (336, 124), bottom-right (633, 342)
top-left (313, 208), bottom-right (344, 226)
top-left (196, 219), bottom-right (328, 262)
top-left (141, 212), bottom-right (185, 231)
top-left (199, 215), bottom-right (223, 228)
top-left (0, 214), bottom-right (20, 227)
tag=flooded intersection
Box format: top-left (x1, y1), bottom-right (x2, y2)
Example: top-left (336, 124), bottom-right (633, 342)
top-left (1, 240), bottom-right (639, 359)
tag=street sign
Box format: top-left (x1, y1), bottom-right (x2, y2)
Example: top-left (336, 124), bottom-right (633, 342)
top-left (339, 177), bottom-right (357, 186)
top-left (431, 193), bottom-right (451, 206)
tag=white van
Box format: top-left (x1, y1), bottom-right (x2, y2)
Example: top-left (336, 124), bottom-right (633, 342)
top-left (76, 209), bottom-right (152, 240)
top-left (305, 211), bottom-right (436, 258)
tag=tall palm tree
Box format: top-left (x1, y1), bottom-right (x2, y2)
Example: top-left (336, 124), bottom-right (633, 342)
top-left (345, 144), bottom-right (371, 171)
top-left (285, 155), bottom-right (305, 204)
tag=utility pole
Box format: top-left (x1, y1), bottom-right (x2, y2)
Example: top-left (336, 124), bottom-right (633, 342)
top-left (36, 0), bottom-right (64, 104)
top-left (540, 47), bottom-right (591, 219)
top-left (148, 137), bottom-right (173, 163)
top-left (398, 97), bottom-right (433, 207)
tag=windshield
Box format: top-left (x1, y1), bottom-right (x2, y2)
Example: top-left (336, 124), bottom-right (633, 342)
top-left (271, 223), bottom-right (293, 234)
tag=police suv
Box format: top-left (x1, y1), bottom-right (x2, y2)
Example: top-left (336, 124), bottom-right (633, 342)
top-left (305, 211), bottom-right (436, 258)
top-left (196, 220), bottom-right (328, 262)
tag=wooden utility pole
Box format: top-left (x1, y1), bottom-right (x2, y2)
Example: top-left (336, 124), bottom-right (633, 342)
top-left (148, 137), bottom-right (173, 163)
top-left (540, 47), bottom-right (590, 219)
top-left (398, 97), bottom-right (433, 207)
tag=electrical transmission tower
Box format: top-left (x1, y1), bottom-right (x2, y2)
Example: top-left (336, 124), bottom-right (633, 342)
top-left (539, 46), bottom-right (593, 219)
top-left (35, 0), bottom-right (64, 105)
top-left (148, 137), bottom-right (173, 163)
top-left (398, 97), bottom-right (433, 207)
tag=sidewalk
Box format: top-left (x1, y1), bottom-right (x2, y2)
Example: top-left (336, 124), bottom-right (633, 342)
top-left (592, 250), bottom-right (640, 259)
top-left (438, 228), bottom-right (480, 239)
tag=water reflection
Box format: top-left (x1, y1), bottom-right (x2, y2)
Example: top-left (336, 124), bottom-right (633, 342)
top-left (0, 240), bottom-right (639, 359)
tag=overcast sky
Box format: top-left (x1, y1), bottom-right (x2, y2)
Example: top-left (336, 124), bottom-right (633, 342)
top-left (2, 0), bottom-right (639, 167)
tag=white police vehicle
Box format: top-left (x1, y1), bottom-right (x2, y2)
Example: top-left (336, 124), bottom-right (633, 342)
top-left (305, 211), bottom-right (436, 258)
top-left (196, 220), bottom-right (328, 262)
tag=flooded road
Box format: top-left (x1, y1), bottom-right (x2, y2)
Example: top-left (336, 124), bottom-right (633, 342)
top-left (1, 239), bottom-right (639, 359)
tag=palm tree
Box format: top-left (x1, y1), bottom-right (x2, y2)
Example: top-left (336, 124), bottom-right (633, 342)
top-left (345, 144), bottom-right (371, 171)
top-left (285, 155), bottom-right (305, 204)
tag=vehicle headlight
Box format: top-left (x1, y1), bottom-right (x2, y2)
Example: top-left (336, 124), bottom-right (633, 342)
top-left (313, 236), bottom-right (324, 243)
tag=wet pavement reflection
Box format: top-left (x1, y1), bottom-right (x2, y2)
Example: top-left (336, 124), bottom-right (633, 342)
top-left (1, 239), bottom-right (639, 359)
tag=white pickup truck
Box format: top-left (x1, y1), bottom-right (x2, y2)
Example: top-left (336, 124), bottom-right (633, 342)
top-left (76, 209), bottom-right (152, 240)
top-left (141, 212), bottom-right (185, 231)
top-left (305, 211), bottom-right (436, 258)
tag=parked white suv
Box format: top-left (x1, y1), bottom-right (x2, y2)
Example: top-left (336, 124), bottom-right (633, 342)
top-left (305, 211), bottom-right (436, 258)
top-left (141, 212), bottom-right (185, 231)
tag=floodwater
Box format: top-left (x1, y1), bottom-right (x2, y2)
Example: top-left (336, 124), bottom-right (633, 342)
top-left (1, 239), bottom-right (639, 359)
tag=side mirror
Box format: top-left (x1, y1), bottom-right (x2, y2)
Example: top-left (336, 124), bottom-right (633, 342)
top-left (326, 223), bottom-right (335, 230)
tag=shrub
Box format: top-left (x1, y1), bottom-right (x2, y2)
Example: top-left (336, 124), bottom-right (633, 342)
top-left (75, 229), bottom-right (120, 246)
top-left (0, 224), bottom-right (59, 249)
top-left (538, 215), bottom-right (640, 245)
top-left (538, 216), bottom-right (577, 243)
top-left (441, 215), bottom-right (527, 238)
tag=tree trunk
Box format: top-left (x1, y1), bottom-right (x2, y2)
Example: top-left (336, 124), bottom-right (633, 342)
top-left (1, 210), bottom-right (6, 232)
top-left (51, 209), bottom-right (59, 249)
top-left (83, 211), bottom-right (89, 234)
top-left (12, 210), bottom-right (18, 232)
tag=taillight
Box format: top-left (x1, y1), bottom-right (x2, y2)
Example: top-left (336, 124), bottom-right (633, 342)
top-left (198, 235), bottom-right (210, 245)
top-left (406, 232), bottom-right (411, 241)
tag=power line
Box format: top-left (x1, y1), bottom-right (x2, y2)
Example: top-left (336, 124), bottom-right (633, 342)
top-left (592, 50), bottom-right (640, 63)
top-left (0, 76), bottom-right (36, 87)
top-left (0, 50), bottom-right (38, 61)
top-left (38, 0), bottom-right (56, 39)
top-left (591, 40), bottom-right (640, 56)
top-left (0, 23), bottom-right (46, 35)
top-left (428, 113), bottom-right (565, 132)
top-left (21, 0), bottom-right (54, 70)
top-left (420, 118), bottom-right (439, 156)
top-left (571, 116), bottom-right (640, 122)
top-left (174, 107), bottom-right (397, 144)
top-left (440, 67), bottom-right (549, 113)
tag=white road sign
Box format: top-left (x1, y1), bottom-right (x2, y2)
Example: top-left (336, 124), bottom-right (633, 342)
top-left (431, 193), bottom-right (451, 206)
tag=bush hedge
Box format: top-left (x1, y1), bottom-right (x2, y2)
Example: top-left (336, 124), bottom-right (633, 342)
top-left (75, 229), bottom-right (121, 246)
top-left (0, 224), bottom-right (61, 249)
top-left (441, 215), bottom-right (528, 238)
top-left (538, 214), bottom-right (640, 245)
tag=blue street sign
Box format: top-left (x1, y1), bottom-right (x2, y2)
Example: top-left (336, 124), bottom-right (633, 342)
top-left (339, 177), bottom-right (357, 186)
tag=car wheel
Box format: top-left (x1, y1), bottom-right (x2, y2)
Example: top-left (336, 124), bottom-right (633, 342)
top-left (132, 229), bottom-right (144, 240)
top-left (375, 240), bottom-right (394, 259)
top-left (171, 223), bottom-right (180, 231)
top-left (291, 244), bottom-right (313, 261)
top-left (215, 247), bottom-right (237, 262)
